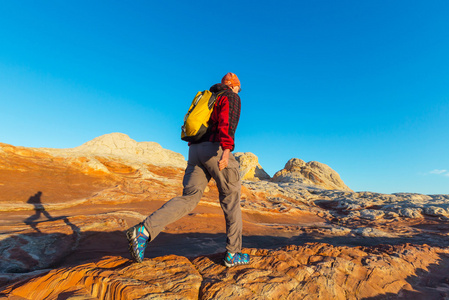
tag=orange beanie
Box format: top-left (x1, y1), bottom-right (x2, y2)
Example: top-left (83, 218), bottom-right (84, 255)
top-left (221, 72), bottom-right (240, 88)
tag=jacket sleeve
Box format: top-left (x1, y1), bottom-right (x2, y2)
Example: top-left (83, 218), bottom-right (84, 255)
top-left (216, 96), bottom-right (234, 150)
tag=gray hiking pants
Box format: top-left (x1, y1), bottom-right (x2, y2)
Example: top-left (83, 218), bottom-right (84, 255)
top-left (143, 142), bottom-right (243, 253)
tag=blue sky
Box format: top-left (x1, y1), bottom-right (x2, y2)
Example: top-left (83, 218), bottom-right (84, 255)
top-left (1, 1), bottom-right (448, 194)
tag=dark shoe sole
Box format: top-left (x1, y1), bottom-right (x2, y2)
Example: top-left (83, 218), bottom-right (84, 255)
top-left (223, 256), bottom-right (250, 267)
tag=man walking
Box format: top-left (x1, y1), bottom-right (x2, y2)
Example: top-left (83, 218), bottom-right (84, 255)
top-left (126, 73), bottom-right (250, 267)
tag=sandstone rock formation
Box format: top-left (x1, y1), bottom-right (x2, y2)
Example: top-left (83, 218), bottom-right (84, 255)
top-left (41, 132), bottom-right (187, 169)
top-left (271, 158), bottom-right (352, 191)
top-left (193, 243), bottom-right (449, 299)
top-left (3, 244), bottom-right (449, 299)
top-left (2, 134), bottom-right (449, 299)
top-left (234, 152), bottom-right (270, 181)
top-left (2, 255), bottom-right (202, 300)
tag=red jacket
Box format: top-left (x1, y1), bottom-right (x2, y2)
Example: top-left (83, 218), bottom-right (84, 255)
top-left (197, 83), bottom-right (241, 151)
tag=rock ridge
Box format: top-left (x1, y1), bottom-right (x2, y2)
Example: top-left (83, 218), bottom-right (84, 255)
top-left (40, 132), bottom-right (187, 169)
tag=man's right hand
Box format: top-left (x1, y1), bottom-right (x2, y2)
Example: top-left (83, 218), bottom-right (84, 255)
top-left (219, 149), bottom-right (230, 171)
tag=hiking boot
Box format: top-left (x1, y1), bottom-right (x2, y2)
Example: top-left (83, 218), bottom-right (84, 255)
top-left (126, 223), bottom-right (149, 263)
top-left (223, 251), bottom-right (250, 267)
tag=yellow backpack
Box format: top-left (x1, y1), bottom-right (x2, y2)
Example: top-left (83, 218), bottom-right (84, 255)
top-left (181, 90), bottom-right (224, 142)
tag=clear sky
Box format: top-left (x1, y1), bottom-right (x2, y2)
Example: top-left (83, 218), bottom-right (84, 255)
top-left (1, 1), bottom-right (448, 195)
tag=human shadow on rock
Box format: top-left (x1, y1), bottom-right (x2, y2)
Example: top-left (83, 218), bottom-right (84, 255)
top-left (24, 191), bottom-right (78, 234)
top-left (0, 192), bottom-right (81, 275)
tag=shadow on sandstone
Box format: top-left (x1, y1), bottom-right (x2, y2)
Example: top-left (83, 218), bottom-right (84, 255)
top-left (4, 228), bottom-right (449, 299)
top-left (285, 229), bottom-right (449, 248)
top-left (362, 257), bottom-right (449, 300)
top-left (24, 191), bottom-right (79, 234)
top-left (145, 232), bottom-right (449, 259)
top-left (68, 228), bottom-right (449, 263)
top-left (8, 221), bottom-right (449, 271)
top-left (5, 228), bottom-right (445, 273)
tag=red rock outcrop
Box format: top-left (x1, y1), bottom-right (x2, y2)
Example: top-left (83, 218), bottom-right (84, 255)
top-left (2, 134), bottom-right (449, 299)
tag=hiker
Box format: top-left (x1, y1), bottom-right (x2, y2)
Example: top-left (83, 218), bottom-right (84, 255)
top-left (126, 73), bottom-right (250, 267)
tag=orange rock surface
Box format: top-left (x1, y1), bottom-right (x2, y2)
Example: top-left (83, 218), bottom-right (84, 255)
top-left (2, 255), bottom-right (202, 300)
top-left (2, 136), bottom-right (449, 299)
